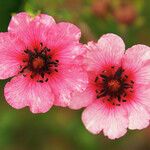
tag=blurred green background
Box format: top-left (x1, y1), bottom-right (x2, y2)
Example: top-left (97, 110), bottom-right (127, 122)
top-left (0, 0), bottom-right (150, 150)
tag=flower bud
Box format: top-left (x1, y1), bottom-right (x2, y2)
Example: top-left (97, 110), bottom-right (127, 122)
top-left (113, 3), bottom-right (137, 25)
top-left (92, 0), bottom-right (110, 18)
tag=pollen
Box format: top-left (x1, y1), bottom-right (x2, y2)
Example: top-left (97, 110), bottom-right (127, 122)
top-left (108, 80), bottom-right (120, 92)
top-left (32, 57), bottom-right (45, 70)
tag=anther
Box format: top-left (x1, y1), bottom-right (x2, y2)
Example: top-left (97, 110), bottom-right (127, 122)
top-left (96, 89), bottom-right (99, 93)
top-left (114, 67), bottom-right (124, 78)
top-left (37, 80), bottom-right (44, 83)
top-left (95, 76), bottom-right (99, 82)
top-left (45, 78), bottom-right (49, 82)
top-left (102, 70), bottom-right (106, 73)
top-left (108, 99), bottom-right (111, 102)
top-left (24, 50), bottom-right (29, 53)
top-left (55, 69), bottom-right (58, 72)
top-left (30, 74), bottom-right (35, 79)
top-left (54, 63), bottom-right (58, 67)
top-left (116, 104), bottom-right (121, 106)
top-left (97, 95), bottom-right (101, 99)
top-left (41, 73), bottom-right (45, 78)
top-left (100, 74), bottom-right (108, 79)
top-left (48, 56), bottom-right (51, 59)
top-left (23, 59), bottom-right (27, 62)
top-left (44, 47), bottom-right (50, 52)
top-left (40, 42), bottom-right (43, 47)
top-left (123, 93), bottom-right (127, 97)
top-left (118, 96), bottom-right (121, 102)
top-left (34, 48), bottom-right (38, 53)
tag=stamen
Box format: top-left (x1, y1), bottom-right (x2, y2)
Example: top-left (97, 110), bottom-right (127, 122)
top-left (95, 66), bottom-right (134, 106)
top-left (100, 74), bottom-right (108, 79)
top-left (97, 95), bottom-right (101, 99)
top-left (96, 90), bottom-right (99, 93)
top-left (41, 73), bottom-right (44, 78)
top-left (118, 96), bottom-right (121, 102)
top-left (40, 42), bottom-right (43, 47)
top-left (123, 93), bottom-right (127, 97)
top-left (95, 76), bottom-right (99, 82)
top-left (37, 80), bottom-right (44, 83)
top-left (30, 74), bottom-right (34, 79)
top-left (20, 44), bottom-right (59, 81)
top-left (114, 67), bottom-right (124, 78)
top-left (116, 104), bottom-right (121, 106)
top-left (23, 59), bottom-right (27, 62)
top-left (45, 78), bottom-right (49, 82)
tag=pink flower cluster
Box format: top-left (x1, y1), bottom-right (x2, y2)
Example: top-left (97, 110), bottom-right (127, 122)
top-left (0, 12), bottom-right (150, 139)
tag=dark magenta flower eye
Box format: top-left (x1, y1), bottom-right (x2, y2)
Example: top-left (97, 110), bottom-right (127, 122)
top-left (20, 45), bottom-right (59, 83)
top-left (95, 66), bottom-right (134, 106)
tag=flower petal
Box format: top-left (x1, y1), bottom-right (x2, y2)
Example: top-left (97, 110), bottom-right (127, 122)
top-left (53, 43), bottom-right (85, 65)
top-left (97, 33), bottom-right (125, 65)
top-left (85, 34), bottom-right (125, 71)
top-left (135, 64), bottom-right (150, 85)
top-left (8, 12), bottom-right (56, 48)
top-left (0, 33), bottom-right (24, 79)
top-left (69, 87), bottom-right (94, 110)
top-left (128, 101), bottom-right (150, 130)
top-left (103, 109), bottom-right (128, 140)
top-left (33, 14), bottom-right (56, 27)
top-left (82, 101), bottom-right (128, 139)
top-left (46, 22), bottom-right (81, 50)
top-left (56, 22), bottom-right (81, 41)
top-left (8, 12), bottom-right (31, 32)
top-left (136, 86), bottom-right (150, 112)
top-left (52, 65), bottom-right (88, 107)
top-left (85, 41), bottom-right (103, 71)
top-left (8, 12), bottom-right (55, 33)
top-left (4, 75), bottom-right (54, 113)
top-left (123, 45), bottom-right (150, 85)
top-left (123, 44), bottom-right (150, 71)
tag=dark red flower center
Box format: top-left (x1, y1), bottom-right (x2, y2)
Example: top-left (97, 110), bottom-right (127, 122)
top-left (32, 57), bottom-right (45, 70)
top-left (108, 80), bottom-right (120, 92)
top-left (20, 43), bottom-right (59, 83)
top-left (95, 66), bottom-right (134, 106)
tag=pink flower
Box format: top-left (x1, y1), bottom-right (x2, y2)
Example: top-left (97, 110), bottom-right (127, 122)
top-left (0, 12), bottom-right (88, 113)
top-left (70, 33), bottom-right (150, 139)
